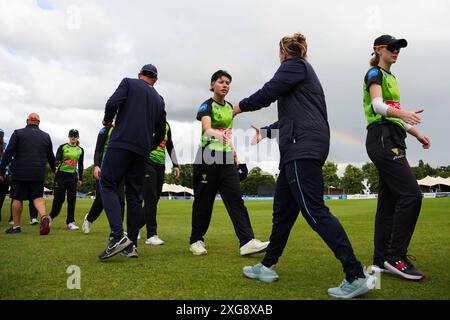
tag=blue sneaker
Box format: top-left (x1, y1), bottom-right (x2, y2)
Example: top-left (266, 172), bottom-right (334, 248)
top-left (243, 263), bottom-right (279, 283)
top-left (328, 276), bottom-right (377, 299)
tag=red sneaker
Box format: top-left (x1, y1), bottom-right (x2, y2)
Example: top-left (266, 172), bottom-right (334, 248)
top-left (40, 215), bottom-right (51, 235)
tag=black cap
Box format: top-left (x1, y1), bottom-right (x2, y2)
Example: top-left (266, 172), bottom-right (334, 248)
top-left (68, 129), bottom-right (79, 137)
top-left (237, 163), bottom-right (248, 181)
top-left (373, 35), bottom-right (408, 48)
top-left (140, 64), bottom-right (158, 77)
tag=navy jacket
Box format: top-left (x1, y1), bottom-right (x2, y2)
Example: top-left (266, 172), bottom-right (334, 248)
top-left (0, 124), bottom-right (56, 181)
top-left (239, 57), bottom-right (330, 168)
top-left (103, 78), bottom-right (166, 158)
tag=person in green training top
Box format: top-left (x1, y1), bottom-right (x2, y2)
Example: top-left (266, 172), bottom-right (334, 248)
top-left (82, 125), bottom-right (125, 234)
top-left (363, 35), bottom-right (431, 280)
top-left (189, 69), bottom-right (269, 256)
top-left (141, 120), bottom-right (180, 245)
top-left (50, 129), bottom-right (84, 230)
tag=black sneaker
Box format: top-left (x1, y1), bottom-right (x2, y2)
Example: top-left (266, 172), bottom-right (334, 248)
top-left (384, 256), bottom-right (425, 280)
top-left (121, 244), bottom-right (138, 258)
top-left (99, 236), bottom-right (133, 261)
top-left (5, 226), bottom-right (22, 234)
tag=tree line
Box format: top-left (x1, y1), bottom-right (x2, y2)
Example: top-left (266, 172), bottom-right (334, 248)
top-left (43, 160), bottom-right (450, 196)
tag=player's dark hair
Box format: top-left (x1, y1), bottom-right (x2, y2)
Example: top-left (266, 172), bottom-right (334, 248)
top-left (210, 70), bottom-right (232, 92)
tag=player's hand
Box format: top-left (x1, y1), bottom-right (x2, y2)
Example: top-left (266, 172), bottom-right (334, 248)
top-left (77, 180), bottom-right (82, 188)
top-left (0, 175), bottom-right (4, 182)
top-left (217, 129), bottom-right (232, 145)
top-left (233, 152), bottom-right (240, 167)
top-left (93, 166), bottom-right (101, 180)
top-left (102, 120), bottom-right (113, 127)
top-left (233, 104), bottom-right (242, 117)
top-left (251, 125), bottom-right (262, 145)
top-left (417, 134), bottom-right (431, 149)
top-left (400, 109), bottom-right (423, 125)
top-left (172, 167), bottom-right (180, 179)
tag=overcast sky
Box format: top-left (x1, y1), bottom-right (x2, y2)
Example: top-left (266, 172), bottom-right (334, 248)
top-left (1, 0), bottom-right (449, 175)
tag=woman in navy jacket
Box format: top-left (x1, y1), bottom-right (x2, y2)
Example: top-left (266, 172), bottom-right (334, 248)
top-left (234, 33), bottom-right (376, 299)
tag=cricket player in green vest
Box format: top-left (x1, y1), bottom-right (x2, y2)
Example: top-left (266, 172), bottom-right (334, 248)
top-left (363, 35), bottom-right (430, 280)
top-left (141, 120), bottom-right (179, 245)
top-left (82, 125), bottom-right (125, 234)
top-left (50, 129), bottom-right (84, 230)
top-left (189, 70), bottom-right (269, 256)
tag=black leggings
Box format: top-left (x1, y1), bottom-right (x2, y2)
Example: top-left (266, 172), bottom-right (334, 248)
top-left (50, 171), bottom-right (78, 224)
top-left (0, 175), bottom-right (10, 222)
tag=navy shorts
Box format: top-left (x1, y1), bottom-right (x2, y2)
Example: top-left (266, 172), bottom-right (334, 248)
top-left (9, 180), bottom-right (44, 201)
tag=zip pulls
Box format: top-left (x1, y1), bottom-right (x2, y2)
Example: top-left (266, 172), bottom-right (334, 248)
top-left (381, 135), bottom-right (385, 149)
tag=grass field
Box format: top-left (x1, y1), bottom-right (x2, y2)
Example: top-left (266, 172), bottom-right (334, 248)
top-left (0, 198), bottom-right (449, 300)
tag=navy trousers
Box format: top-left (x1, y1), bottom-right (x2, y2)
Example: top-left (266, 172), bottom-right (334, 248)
top-left (261, 159), bottom-right (364, 281)
top-left (100, 148), bottom-right (146, 246)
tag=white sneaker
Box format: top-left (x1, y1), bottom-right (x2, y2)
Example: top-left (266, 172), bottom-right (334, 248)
top-left (66, 222), bottom-right (80, 230)
top-left (190, 240), bottom-right (207, 255)
top-left (240, 239), bottom-right (270, 256)
top-left (82, 214), bottom-right (91, 234)
top-left (30, 218), bottom-right (39, 225)
top-left (145, 235), bottom-right (165, 246)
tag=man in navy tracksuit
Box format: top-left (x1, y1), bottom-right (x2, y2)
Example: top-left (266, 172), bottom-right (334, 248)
top-left (98, 64), bottom-right (166, 260)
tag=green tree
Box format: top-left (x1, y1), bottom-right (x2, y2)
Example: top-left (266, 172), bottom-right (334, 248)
top-left (341, 164), bottom-right (364, 194)
top-left (44, 163), bottom-right (55, 190)
top-left (362, 162), bottom-right (379, 193)
top-left (240, 167), bottom-right (276, 196)
top-left (323, 161), bottom-right (340, 190)
top-left (78, 165), bottom-right (96, 194)
top-left (168, 164), bottom-right (194, 188)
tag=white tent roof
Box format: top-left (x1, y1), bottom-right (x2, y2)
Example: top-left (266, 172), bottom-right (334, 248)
top-left (162, 183), bottom-right (193, 195)
top-left (417, 176), bottom-right (450, 187)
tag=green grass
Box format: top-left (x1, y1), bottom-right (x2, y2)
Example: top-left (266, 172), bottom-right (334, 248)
top-left (0, 198), bottom-right (449, 300)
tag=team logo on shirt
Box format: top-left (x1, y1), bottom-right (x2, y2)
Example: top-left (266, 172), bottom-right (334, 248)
top-left (391, 148), bottom-right (405, 160)
top-left (198, 104), bottom-right (208, 112)
top-left (201, 174), bottom-right (208, 183)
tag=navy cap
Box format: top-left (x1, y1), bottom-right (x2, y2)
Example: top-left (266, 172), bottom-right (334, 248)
top-left (140, 64), bottom-right (158, 77)
top-left (374, 35), bottom-right (407, 48)
top-left (68, 129), bottom-right (79, 137)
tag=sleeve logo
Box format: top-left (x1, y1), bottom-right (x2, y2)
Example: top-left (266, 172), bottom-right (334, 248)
top-left (198, 104), bottom-right (208, 112)
top-left (367, 68), bottom-right (379, 80)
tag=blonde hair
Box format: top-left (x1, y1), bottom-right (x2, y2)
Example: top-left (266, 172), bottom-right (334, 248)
top-left (279, 33), bottom-right (308, 59)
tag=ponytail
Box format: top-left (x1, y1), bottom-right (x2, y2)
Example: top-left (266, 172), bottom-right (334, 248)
top-left (370, 52), bottom-right (380, 67)
top-left (280, 33), bottom-right (308, 59)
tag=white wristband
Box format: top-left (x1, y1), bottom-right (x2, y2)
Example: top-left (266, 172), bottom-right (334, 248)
top-left (404, 123), bottom-right (413, 131)
top-left (372, 97), bottom-right (389, 116)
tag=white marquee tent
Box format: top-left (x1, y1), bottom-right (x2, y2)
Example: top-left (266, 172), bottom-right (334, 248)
top-left (162, 184), bottom-right (193, 196)
top-left (417, 176), bottom-right (450, 187)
